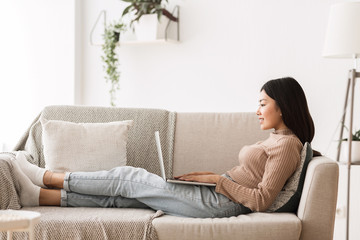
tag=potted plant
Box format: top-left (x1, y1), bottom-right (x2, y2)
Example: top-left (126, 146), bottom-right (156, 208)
top-left (120, 0), bottom-right (178, 41)
top-left (341, 127), bottom-right (360, 163)
top-left (101, 20), bottom-right (126, 106)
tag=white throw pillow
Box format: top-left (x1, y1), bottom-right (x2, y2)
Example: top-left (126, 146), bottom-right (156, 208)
top-left (41, 118), bottom-right (133, 172)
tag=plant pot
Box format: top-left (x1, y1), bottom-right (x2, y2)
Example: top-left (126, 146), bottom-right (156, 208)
top-left (134, 14), bottom-right (168, 41)
top-left (342, 141), bottom-right (360, 163)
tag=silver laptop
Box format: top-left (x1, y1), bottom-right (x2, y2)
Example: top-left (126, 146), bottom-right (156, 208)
top-left (155, 131), bottom-right (216, 187)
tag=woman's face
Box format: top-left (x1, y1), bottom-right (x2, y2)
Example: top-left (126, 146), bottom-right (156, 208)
top-left (256, 90), bottom-right (287, 130)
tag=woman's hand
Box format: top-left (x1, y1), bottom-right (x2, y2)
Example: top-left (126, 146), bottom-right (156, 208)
top-left (174, 172), bottom-right (221, 184)
top-left (175, 171), bottom-right (215, 178)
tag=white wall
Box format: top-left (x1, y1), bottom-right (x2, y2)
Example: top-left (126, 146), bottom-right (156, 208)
top-left (0, 0), bottom-right (75, 150)
top-left (80, 0), bottom-right (352, 154)
top-left (0, 0), bottom-right (358, 239)
top-left (78, 0), bottom-right (359, 239)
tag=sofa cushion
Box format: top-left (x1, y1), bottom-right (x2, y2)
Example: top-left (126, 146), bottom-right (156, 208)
top-left (267, 142), bottom-right (313, 212)
top-left (8, 207), bottom-right (161, 240)
top-left (41, 118), bottom-right (133, 172)
top-left (173, 112), bottom-right (270, 176)
top-left (153, 212), bottom-right (301, 240)
top-left (15, 106), bottom-right (176, 178)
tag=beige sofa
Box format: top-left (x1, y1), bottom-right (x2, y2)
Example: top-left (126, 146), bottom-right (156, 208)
top-left (0, 106), bottom-right (338, 240)
top-left (154, 113), bottom-right (339, 240)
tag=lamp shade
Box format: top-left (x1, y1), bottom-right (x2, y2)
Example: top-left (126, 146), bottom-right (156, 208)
top-left (323, 1), bottom-right (360, 58)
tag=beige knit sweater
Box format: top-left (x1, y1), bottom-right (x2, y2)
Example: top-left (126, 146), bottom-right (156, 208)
top-left (215, 129), bottom-right (302, 212)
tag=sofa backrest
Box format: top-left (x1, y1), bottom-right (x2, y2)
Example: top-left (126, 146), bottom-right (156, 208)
top-left (172, 112), bottom-right (270, 176)
top-left (173, 112), bottom-right (339, 240)
top-left (14, 105), bottom-right (177, 177)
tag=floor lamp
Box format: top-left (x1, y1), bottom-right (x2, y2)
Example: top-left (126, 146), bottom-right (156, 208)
top-left (323, 2), bottom-right (360, 240)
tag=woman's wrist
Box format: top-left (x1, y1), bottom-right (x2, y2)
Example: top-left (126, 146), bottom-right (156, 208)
top-left (213, 174), bottom-right (221, 183)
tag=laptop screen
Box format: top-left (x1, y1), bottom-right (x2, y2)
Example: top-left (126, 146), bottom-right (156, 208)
top-left (155, 131), bottom-right (167, 180)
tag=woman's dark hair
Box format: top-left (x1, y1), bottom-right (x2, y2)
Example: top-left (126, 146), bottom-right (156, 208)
top-left (261, 77), bottom-right (320, 156)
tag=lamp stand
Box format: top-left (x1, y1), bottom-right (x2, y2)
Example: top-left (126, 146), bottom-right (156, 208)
top-left (336, 69), bottom-right (360, 240)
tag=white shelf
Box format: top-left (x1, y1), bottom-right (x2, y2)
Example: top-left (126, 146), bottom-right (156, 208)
top-left (338, 161), bottom-right (360, 165)
top-left (90, 39), bottom-right (179, 47)
top-left (90, 6), bottom-right (180, 47)
top-left (119, 39), bottom-right (180, 45)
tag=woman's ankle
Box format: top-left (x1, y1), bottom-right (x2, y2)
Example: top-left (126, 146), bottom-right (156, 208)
top-left (43, 171), bottom-right (65, 189)
top-left (43, 171), bottom-right (52, 187)
top-left (39, 188), bottom-right (61, 206)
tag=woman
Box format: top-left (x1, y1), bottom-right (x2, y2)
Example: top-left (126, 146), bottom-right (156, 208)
top-left (10, 77), bottom-right (315, 218)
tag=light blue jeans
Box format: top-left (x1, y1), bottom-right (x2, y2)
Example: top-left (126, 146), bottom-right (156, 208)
top-left (60, 166), bottom-right (251, 218)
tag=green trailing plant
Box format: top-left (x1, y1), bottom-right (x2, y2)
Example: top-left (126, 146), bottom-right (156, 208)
top-left (341, 126), bottom-right (360, 141)
top-left (101, 21), bottom-right (126, 107)
top-left (352, 129), bottom-right (360, 141)
top-left (121, 0), bottom-right (178, 27)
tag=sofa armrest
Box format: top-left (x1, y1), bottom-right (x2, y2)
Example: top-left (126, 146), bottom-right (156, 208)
top-left (297, 156), bottom-right (339, 240)
top-left (0, 153), bottom-right (15, 161)
top-left (0, 153), bottom-right (21, 210)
